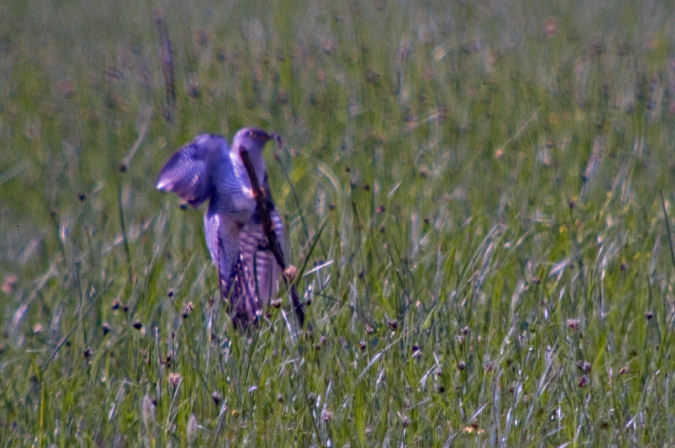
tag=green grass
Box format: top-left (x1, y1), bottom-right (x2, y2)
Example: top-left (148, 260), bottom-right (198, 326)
top-left (1, 0), bottom-right (675, 446)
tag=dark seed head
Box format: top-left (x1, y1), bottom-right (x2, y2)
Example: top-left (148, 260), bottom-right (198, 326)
top-left (315, 335), bottom-right (327, 350)
top-left (576, 361), bottom-right (592, 372)
top-left (566, 318), bottom-right (580, 330)
top-left (182, 301), bottom-right (194, 319)
top-left (283, 265), bottom-right (298, 283)
top-left (132, 320), bottom-right (143, 330)
top-left (168, 372), bottom-right (182, 387)
top-left (188, 81), bottom-right (200, 98)
top-left (211, 391), bottom-right (222, 406)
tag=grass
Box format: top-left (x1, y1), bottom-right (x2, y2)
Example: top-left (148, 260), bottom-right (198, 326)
top-left (1, 0), bottom-right (675, 446)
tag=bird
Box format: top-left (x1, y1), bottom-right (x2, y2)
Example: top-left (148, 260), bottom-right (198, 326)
top-left (156, 128), bottom-right (287, 329)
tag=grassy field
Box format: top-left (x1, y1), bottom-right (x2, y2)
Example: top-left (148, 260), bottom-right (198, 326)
top-left (1, 0), bottom-right (675, 446)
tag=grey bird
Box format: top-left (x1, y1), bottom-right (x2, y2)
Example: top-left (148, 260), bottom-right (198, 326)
top-left (156, 128), bottom-right (285, 328)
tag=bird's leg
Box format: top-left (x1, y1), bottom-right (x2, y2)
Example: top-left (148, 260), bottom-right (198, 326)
top-left (239, 145), bottom-right (306, 328)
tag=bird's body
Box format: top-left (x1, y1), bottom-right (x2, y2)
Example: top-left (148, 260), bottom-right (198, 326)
top-left (157, 128), bottom-right (285, 328)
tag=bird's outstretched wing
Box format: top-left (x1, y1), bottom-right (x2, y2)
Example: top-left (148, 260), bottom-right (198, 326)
top-left (156, 134), bottom-right (227, 207)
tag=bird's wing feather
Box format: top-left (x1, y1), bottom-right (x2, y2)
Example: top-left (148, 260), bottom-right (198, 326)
top-left (205, 210), bottom-right (262, 328)
top-left (239, 203), bottom-right (284, 307)
top-left (226, 255), bottom-right (261, 328)
top-left (156, 134), bottom-right (227, 207)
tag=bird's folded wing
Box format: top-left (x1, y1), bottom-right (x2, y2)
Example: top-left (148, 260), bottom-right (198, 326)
top-left (224, 255), bottom-right (261, 328)
top-left (205, 210), bottom-right (262, 328)
top-left (239, 207), bottom-right (285, 307)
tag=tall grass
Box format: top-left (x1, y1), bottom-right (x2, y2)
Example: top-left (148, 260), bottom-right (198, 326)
top-left (1, 0), bottom-right (674, 446)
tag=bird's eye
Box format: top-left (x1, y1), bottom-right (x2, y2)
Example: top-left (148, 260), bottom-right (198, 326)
top-left (245, 129), bottom-right (269, 141)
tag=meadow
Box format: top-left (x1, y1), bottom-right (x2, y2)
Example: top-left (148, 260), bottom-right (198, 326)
top-left (1, 0), bottom-right (674, 446)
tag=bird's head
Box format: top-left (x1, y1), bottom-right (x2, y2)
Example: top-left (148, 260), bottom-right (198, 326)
top-left (231, 127), bottom-right (279, 182)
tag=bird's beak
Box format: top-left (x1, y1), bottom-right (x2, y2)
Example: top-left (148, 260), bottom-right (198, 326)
top-left (270, 133), bottom-right (282, 148)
